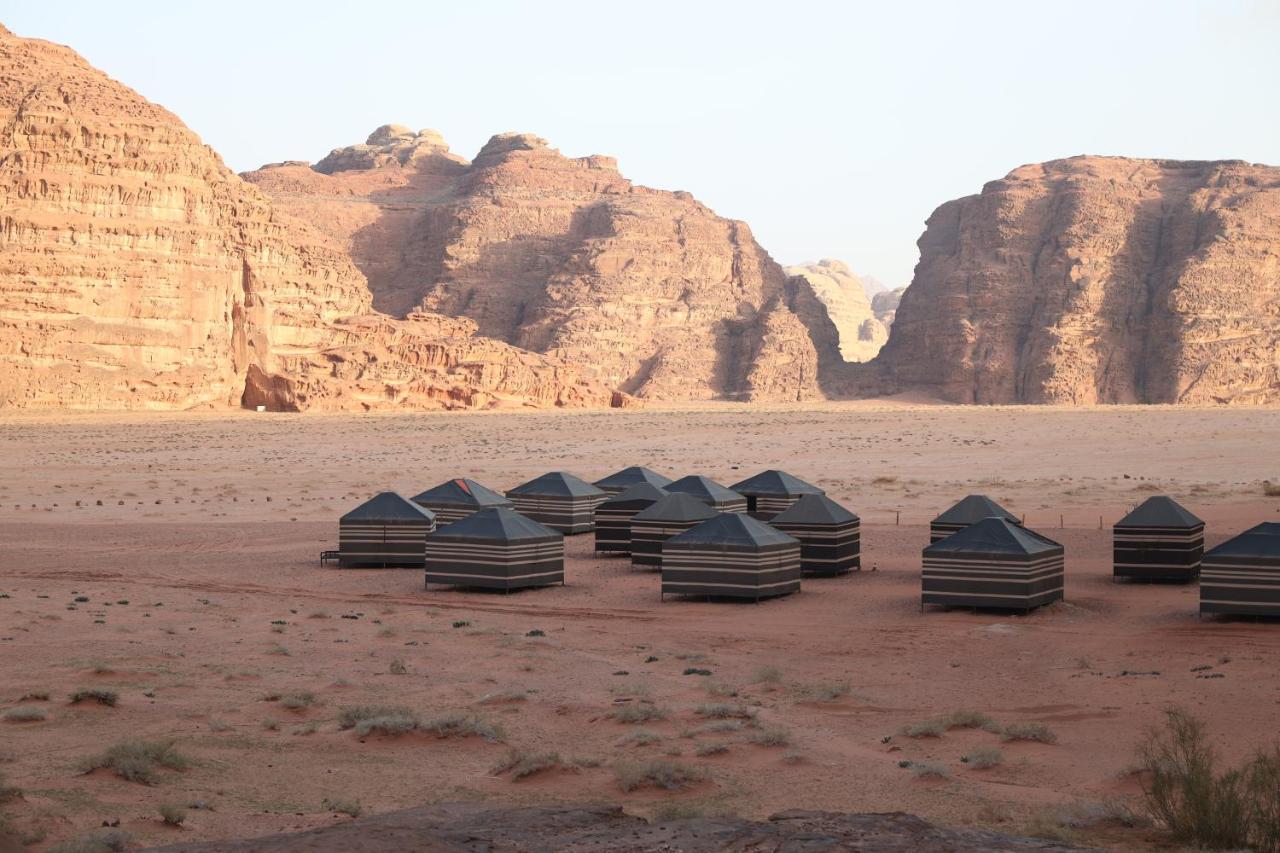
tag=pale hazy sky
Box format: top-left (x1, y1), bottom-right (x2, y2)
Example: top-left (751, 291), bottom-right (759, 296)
top-left (7, 0), bottom-right (1279, 287)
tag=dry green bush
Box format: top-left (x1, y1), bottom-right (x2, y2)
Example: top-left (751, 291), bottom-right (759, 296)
top-left (419, 713), bottom-right (504, 742)
top-left (961, 746), bottom-right (1004, 769)
top-left (683, 720), bottom-right (743, 737)
top-left (613, 702), bottom-right (669, 724)
top-left (752, 665), bottom-right (782, 685)
top-left (47, 829), bottom-right (132, 853)
top-left (910, 761), bottom-right (950, 779)
top-left (492, 749), bottom-right (560, 780)
top-left (792, 681), bottom-right (851, 702)
top-left (337, 705), bottom-right (413, 729)
top-left (694, 742), bottom-right (729, 757)
top-left (1140, 708), bottom-right (1280, 851)
top-left (279, 691), bottom-right (317, 710)
top-left (615, 759), bottom-right (706, 792)
top-left (901, 718), bottom-right (947, 738)
top-left (746, 725), bottom-right (792, 747)
top-left (617, 729), bottom-right (665, 746)
top-left (158, 803), bottom-right (186, 826)
top-left (323, 797), bottom-right (362, 818)
top-left (1000, 722), bottom-right (1058, 743)
top-left (80, 739), bottom-right (189, 784)
top-left (1263, 480), bottom-right (1280, 497)
top-left (693, 703), bottom-right (755, 720)
top-left (69, 688), bottom-right (118, 707)
top-left (3, 707), bottom-right (48, 723)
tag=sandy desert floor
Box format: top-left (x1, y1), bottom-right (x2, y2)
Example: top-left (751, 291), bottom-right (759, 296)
top-left (1, 401), bottom-right (1279, 850)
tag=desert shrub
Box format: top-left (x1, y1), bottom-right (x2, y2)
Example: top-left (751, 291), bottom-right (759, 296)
top-left (265, 644), bottom-right (291, 656)
top-left (354, 713), bottom-right (419, 737)
top-left (451, 620), bottom-right (470, 629)
top-left (323, 797), bottom-right (361, 818)
top-left (19, 690), bottom-right (50, 701)
top-left (704, 682), bottom-right (738, 698)
top-left (525, 629), bottom-right (546, 637)
top-left (279, 691), bottom-right (317, 710)
top-left (3, 706), bottom-right (48, 723)
top-left (901, 718), bottom-right (947, 738)
top-left (752, 665), bottom-right (782, 685)
top-left (337, 705), bottom-right (413, 729)
top-left (69, 688), bottom-right (118, 707)
top-left (615, 759), bottom-right (706, 792)
top-left (80, 739), bottom-right (189, 784)
top-left (1001, 722), bottom-right (1058, 744)
top-left (611, 683), bottom-right (652, 697)
top-left (572, 755), bottom-right (602, 768)
top-left (694, 703), bottom-right (754, 720)
top-left (962, 746), bottom-right (1004, 769)
top-left (747, 725), bottom-right (792, 747)
top-left (695, 742), bottom-right (729, 756)
top-left (478, 689), bottom-right (527, 705)
top-left (1140, 708), bottom-right (1280, 850)
top-left (47, 829), bottom-right (133, 853)
top-left (492, 749), bottom-right (560, 780)
top-left (158, 802), bottom-right (187, 825)
top-left (0, 772), bottom-right (20, 804)
top-left (941, 710), bottom-right (996, 730)
top-left (617, 729), bottom-right (665, 746)
top-left (1263, 480), bottom-right (1280, 497)
top-left (792, 681), bottom-right (851, 702)
top-left (419, 713), bottom-right (504, 741)
top-left (911, 761), bottom-right (950, 779)
top-left (682, 668), bottom-right (712, 677)
top-left (613, 702), bottom-right (668, 723)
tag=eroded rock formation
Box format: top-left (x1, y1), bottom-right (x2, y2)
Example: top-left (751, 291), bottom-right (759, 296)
top-left (0, 26), bottom-right (620, 411)
top-left (246, 128), bottom-right (844, 401)
top-left (875, 157), bottom-right (1280, 404)
top-left (786, 260), bottom-right (897, 362)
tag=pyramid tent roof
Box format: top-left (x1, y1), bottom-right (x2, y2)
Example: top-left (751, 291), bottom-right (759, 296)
top-left (431, 507), bottom-right (561, 542)
top-left (666, 513), bottom-right (798, 549)
top-left (411, 478), bottom-right (510, 508)
top-left (666, 475), bottom-right (745, 503)
top-left (507, 472), bottom-right (606, 499)
top-left (599, 482), bottom-right (669, 508)
top-left (770, 493), bottom-right (858, 525)
top-left (593, 466), bottom-right (673, 491)
top-left (924, 516), bottom-right (1061, 557)
top-left (632, 492), bottom-right (721, 524)
top-left (1116, 496), bottom-right (1203, 529)
top-left (933, 494), bottom-right (1018, 526)
top-left (1205, 530), bottom-right (1280, 560)
top-left (730, 469), bottom-right (824, 496)
top-left (341, 492), bottom-right (435, 524)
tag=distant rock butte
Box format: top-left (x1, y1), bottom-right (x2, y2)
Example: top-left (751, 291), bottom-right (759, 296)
top-left (0, 26), bottom-right (621, 411)
top-left (786, 260), bottom-right (896, 363)
top-left (873, 156), bottom-right (1280, 404)
top-left (245, 128), bottom-right (845, 401)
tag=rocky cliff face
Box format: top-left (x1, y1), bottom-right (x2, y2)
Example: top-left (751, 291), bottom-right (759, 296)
top-left (246, 128), bottom-right (845, 401)
top-left (0, 27), bottom-right (619, 411)
top-left (786, 260), bottom-right (897, 362)
top-left (875, 157), bottom-right (1280, 404)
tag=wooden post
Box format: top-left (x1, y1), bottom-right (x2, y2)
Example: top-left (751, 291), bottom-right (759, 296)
top-left (895, 510), bottom-right (900, 526)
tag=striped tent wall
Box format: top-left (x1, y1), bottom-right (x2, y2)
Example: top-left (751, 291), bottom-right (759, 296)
top-left (424, 539), bottom-right (564, 591)
top-left (1201, 548), bottom-right (1280, 617)
top-left (595, 504), bottom-right (637, 552)
top-left (507, 494), bottom-right (607, 535)
top-left (632, 518), bottom-right (715, 569)
top-left (424, 505), bottom-right (487, 525)
top-left (922, 551), bottom-right (1064, 611)
top-left (660, 542), bottom-right (802, 600)
top-left (338, 518), bottom-right (435, 568)
top-left (929, 521), bottom-right (970, 543)
top-left (771, 518), bottom-right (861, 576)
top-left (708, 495), bottom-right (748, 513)
top-left (1113, 524), bottom-right (1203, 582)
top-left (746, 495), bottom-right (803, 519)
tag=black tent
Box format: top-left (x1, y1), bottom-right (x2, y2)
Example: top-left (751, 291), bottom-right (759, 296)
top-left (1201, 523), bottom-right (1280, 617)
top-left (922, 516), bottom-right (1063, 612)
top-left (424, 507), bottom-right (564, 591)
top-left (593, 466), bottom-right (673, 496)
top-left (594, 483), bottom-right (669, 555)
top-left (666, 475), bottom-right (748, 513)
top-left (730, 469), bottom-right (824, 519)
top-left (411, 478), bottom-right (512, 524)
top-left (629, 492), bottom-right (720, 569)
top-left (930, 495), bottom-right (1019, 542)
top-left (770, 494), bottom-right (861, 575)
top-left (661, 513), bottom-right (801, 601)
top-left (506, 472), bottom-right (608, 534)
top-left (338, 492), bottom-right (436, 568)
top-left (1113, 496), bottom-right (1204, 582)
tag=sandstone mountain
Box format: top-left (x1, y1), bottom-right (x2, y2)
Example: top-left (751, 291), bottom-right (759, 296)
top-left (786, 260), bottom-right (897, 362)
top-left (0, 26), bottom-right (619, 411)
top-left (873, 156), bottom-right (1280, 404)
top-left (246, 129), bottom-right (846, 401)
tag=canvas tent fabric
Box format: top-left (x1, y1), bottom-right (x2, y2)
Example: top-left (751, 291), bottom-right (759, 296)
top-left (593, 466), bottom-right (674, 496)
top-left (921, 516), bottom-right (1064, 611)
top-left (1201, 524), bottom-right (1280, 617)
top-left (505, 472), bottom-right (608, 534)
top-left (338, 492), bottom-right (436, 568)
top-left (1113, 496), bottom-right (1204, 582)
top-left (665, 475), bottom-right (748, 513)
top-left (424, 507), bottom-right (564, 591)
top-left (411, 478), bottom-right (512, 524)
top-left (770, 494), bottom-right (861, 575)
top-left (629, 492), bottom-right (720, 569)
top-left (594, 483), bottom-right (669, 554)
top-left (660, 513), bottom-right (801, 601)
top-left (930, 495), bottom-right (1020, 542)
top-left (729, 469), bottom-right (825, 519)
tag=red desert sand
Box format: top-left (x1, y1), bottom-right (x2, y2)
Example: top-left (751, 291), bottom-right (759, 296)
top-left (1, 401), bottom-right (1278, 849)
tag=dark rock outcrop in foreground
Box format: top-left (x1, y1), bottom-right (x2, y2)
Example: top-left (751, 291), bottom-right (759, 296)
top-left (151, 802), bottom-right (1089, 852)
